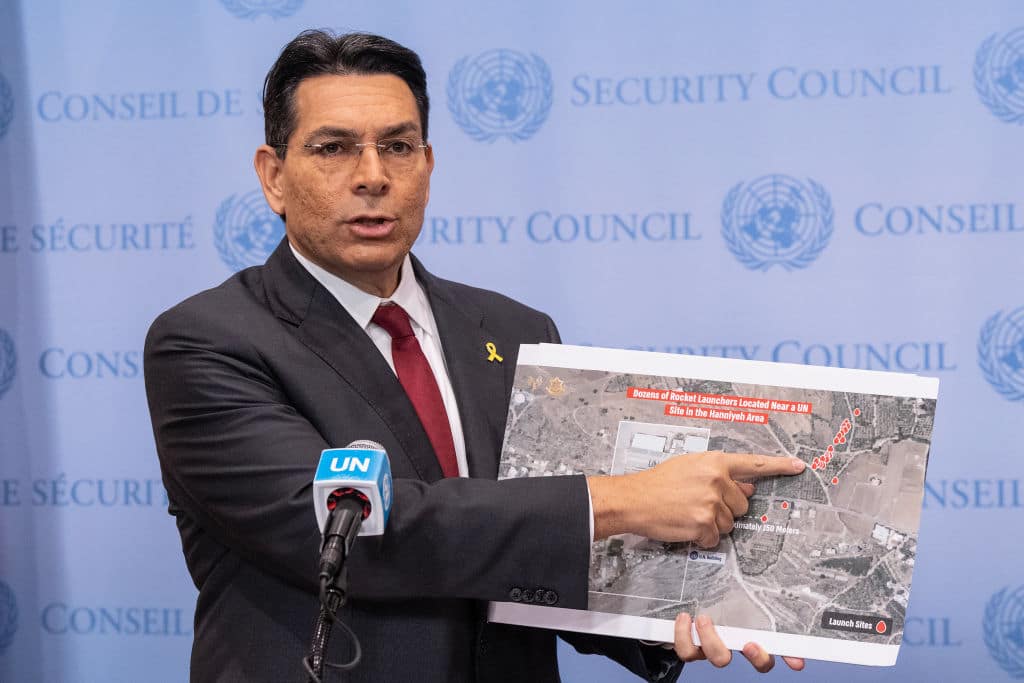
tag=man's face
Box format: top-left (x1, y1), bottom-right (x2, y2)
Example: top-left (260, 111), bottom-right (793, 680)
top-left (255, 73), bottom-right (434, 296)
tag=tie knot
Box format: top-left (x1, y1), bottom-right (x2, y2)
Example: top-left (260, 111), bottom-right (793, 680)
top-left (372, 303), bottom-right (415, 340)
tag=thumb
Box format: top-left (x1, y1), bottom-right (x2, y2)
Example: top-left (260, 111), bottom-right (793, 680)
top-left (735, 481), bottom-right (756, 497)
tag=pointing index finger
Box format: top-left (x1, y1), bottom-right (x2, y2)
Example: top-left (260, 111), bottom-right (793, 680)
top-left (724, 453), bottom-right (805, 478)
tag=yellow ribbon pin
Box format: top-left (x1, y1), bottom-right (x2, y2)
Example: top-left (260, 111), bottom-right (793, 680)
top-left (485, 342), bottom-right (503, 363)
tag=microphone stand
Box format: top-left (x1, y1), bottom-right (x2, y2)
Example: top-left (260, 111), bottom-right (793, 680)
top-left (305, 497), bottom-right (365, 682)
top-left (305, 569), bottom-right (350, 682)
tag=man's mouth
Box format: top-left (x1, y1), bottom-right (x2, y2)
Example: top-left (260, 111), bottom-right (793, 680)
top-left (347, 215), bottom-right (397, 236)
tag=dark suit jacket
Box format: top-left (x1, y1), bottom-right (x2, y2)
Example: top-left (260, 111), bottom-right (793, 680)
top-left (144, 240), bottom-right (681, 682)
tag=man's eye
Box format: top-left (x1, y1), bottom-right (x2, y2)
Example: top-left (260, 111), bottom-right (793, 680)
top-left (317, 142), bottom-right (350, 156)
top-left (382, 139), bottom-right (414, 155)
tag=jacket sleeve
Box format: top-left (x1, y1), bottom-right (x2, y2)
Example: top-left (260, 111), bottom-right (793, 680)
top-left (526, 313), bottom-right (684, 681)
top-left (143, 304), bottom-right (592, 608)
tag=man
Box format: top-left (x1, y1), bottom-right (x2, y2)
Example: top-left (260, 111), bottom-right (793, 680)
top-left (144, 30), bottom-right (806, 682)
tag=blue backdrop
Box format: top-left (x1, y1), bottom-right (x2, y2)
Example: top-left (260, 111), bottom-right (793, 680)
top-left (1, 1), bottom-right (1022, 681)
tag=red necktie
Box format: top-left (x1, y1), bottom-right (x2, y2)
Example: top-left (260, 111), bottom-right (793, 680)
top-left (372, 303), bottom-right (459, 478)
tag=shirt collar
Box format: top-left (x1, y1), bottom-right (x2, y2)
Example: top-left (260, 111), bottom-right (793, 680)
top-left (288, 243), bottom-right (437, 338)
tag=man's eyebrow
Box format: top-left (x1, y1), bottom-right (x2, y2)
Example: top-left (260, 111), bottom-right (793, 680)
top-left (378, 121), bottom-right (421, 139)
top-left (302, 126), bottom-right (359, 144)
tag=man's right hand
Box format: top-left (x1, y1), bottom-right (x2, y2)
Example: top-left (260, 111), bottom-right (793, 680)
top-left (587, 452), bottom-right (806, 546)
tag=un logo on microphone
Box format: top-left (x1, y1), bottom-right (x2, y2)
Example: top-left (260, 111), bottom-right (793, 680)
top-left (213, 191), bottom-right (285, 272)
top-left (381, 472), bottom-right (393, 511)
top-left (0, 72), bottom-right (14, 141)
top-left (219, 0), bottom-right (303, 19)
top-left (721, 174), bottom-right (834, 271)
top-left (975, 27), bottom-right (1024, 125)
top-left (978, 306), bottom-right (1024, 402)
top-left (447, 49), bottom-right (553, 142)
top-left (984, 586), bottom-right (1024, 678)
top-left (0, 580), bottom-right (17, 655)
top-left (0, 329), bottom-right (16, 401)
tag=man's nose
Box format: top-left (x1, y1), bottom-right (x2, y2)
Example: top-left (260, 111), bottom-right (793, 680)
top-left (350, 146), bottom-right (389, 194)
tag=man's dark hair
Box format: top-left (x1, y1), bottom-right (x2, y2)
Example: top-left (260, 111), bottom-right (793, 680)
top-left (263, 30), bottom-right (430, 157)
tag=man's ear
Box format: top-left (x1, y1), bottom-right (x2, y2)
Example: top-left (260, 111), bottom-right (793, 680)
top-left (423, 143), bottom-right (435, 205)
top-left (254, 144), bottom-right (287, 216)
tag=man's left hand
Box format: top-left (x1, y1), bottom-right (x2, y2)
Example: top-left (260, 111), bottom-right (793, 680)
top-left (672, 613), bottom-right (806, 673)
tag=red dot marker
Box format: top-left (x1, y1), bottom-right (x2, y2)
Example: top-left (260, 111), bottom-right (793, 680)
top-left (832, 477), bottom-right (839, 485)
top-left (876, 621), bottom-right (887, 634)
top-left (760, 515), bottom-right (768, 523)
top-left (811, 462), bottom-right (818, 470)
top-left (781, 501), bottom-right (790, 510)
top-left (833, 437), bottom-right (840, 445)
top-left (854, 408), bottom-right (861, 417)
top-left (826, 454), bottom-right (832, 463)
top-left (827, 445), bottom-right (834, 453)
top-left (839, 437), bottom-right (846, 444)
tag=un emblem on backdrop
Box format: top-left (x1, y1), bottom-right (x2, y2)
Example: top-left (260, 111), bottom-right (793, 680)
top-left (974, 27), bottom-right (1024, 124)
top-left (213, 191), bottom-right (285, 272)
top-left (0, 580), bottom-right (17, 655)
top-left (0, 72), bottom-right (14, 141)
top-left (984, 586), bottom-right (1024, 678)
top-left (218, 0), bottom-right (303, 19)
top-left (0, 329), bottom-right (16, 400)
top-left (447, 49), bottom-right (553, 142)
top-left (721, 174), bottom-right (834, 271)
top-left (978, 306), bottom-right (1024, 402)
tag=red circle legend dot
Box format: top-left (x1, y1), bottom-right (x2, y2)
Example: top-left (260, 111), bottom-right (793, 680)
top-left (832, 477), bottom-right (839, 485)
top-left (760, 515), bottom-right (768, 523)
top-left (854, 408), bottom-right (861, 417)
top-left (781, 501), bottom-right (790, 510)
top-left (876, 621), bottom-right (887, 634)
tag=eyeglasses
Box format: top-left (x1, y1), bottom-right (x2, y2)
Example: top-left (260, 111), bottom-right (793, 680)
top-left (274, 137), bottom-right (429, 174)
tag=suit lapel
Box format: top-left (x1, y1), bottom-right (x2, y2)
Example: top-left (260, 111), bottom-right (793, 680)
top-left (414, 258), bottom-right (510, 480)
top-left (262, 241), bottom-right (445, 482)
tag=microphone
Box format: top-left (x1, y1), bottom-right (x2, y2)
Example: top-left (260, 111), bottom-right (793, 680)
top-left (306, 441), bottom-right (391, 680)
top-left (313, 440), bottom-right (393, 581)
